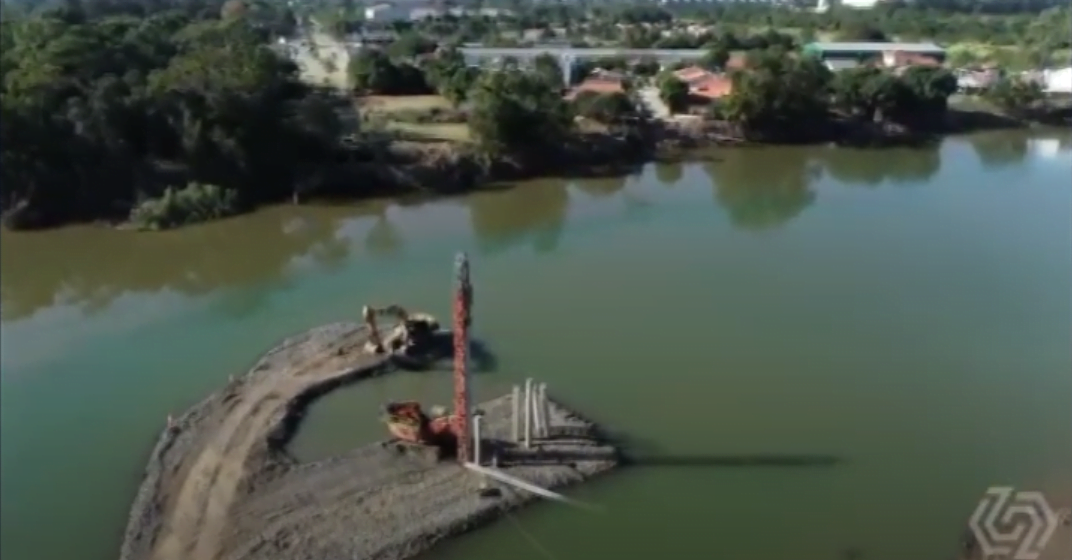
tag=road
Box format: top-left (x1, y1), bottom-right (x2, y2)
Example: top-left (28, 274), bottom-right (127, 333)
top-left (291, 32), bottom-right (351, 90)
top-left (455, 45), bottom-right (707, 62)
top-left (638, 86), bottom-right (672, 120)
top-left (140, 324), bottom-right (390, 560)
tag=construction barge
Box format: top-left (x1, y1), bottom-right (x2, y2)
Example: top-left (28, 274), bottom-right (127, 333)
top-left (117, 254), bottom-right (620, 560)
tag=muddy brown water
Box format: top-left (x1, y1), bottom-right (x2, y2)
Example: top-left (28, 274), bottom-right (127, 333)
top-left (2, 130), bottom-right (1070, 560)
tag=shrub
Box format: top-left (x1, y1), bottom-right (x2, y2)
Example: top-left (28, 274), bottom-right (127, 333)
top-left (129, 182), bottom-right (240, 230)
top-left (572, 91), bottom-right (637, 124)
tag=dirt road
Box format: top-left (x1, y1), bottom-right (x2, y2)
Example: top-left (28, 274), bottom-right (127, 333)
top-left (122, 322), bottom-right (393, 560)
top-left (292, 32), bottom-right (350, 90)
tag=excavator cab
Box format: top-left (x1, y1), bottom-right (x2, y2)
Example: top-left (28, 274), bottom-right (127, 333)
top-left (382, 401), bottom-right (457, 450)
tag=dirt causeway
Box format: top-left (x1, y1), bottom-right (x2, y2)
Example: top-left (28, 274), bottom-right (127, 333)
top-left (118, 320), bottom-right (619, 560)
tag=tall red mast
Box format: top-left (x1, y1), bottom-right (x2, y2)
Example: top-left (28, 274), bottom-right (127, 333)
top-left (452, 253), bottom-right (473, 463)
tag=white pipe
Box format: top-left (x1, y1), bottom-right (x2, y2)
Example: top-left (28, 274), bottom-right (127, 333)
top-left (533, 379), bottom-right (548, 435)
top-left (539, 383), bottom-right (551, 438)
top-left (462, 463), bottom-right (602, 512)
top-left (473, 414), bottom-right (483, 465)
top-left (528, 381), bottom-right (539, 439)
top-left (511, 385), bottom-right (521, 443)
top-left (523, 379), bottom-right (533, 448)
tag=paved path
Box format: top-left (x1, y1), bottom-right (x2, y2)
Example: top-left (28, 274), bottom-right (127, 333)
top-left (293, 32), bottom-right (351, 90)
top-left (638, 86), bottom-right (672, 120)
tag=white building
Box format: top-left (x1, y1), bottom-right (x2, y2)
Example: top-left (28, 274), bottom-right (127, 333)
top-left (1043, 66), bottom-right (1072, 95)
top-left (364, 3), bottom-right (413, 23)
top-left (816, 0), bottom-right (884, 12)
top-left (364, 3), bottom-right (512, 22)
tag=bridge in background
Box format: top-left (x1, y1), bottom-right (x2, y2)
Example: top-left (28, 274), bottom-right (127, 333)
top-left (456, 46), bottom-right (708, 63)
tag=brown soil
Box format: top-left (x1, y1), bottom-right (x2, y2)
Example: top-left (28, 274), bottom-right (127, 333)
top-left (117, 319), bottom-right (618, 560)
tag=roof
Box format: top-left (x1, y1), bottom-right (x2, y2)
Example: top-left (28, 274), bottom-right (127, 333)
top-left (890, 52), bottom-right (941, 67)
top-left (825, 59), bottom-right (859, 71)
top-left (591, 69), bottom-right (626, 81)
top-left (566, 78), bottom-right (625, 99)
top-left (689, 75), bottom-right (732, 99)
top-left (674, 65), bottom-right (707, 76)
top-left (674, 66), bottom-right (710, 82)
top-left (807, 42), bottom-right (945, 54)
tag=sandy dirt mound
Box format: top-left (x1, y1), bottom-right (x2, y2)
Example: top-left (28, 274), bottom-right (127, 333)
top-left (118, 318), bottom-right (618, 560)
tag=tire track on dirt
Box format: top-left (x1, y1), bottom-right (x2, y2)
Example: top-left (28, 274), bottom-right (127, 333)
top-left (147, 325), bottom-right (384, 560)
top-left (121, 317), bottom-right (620, 560)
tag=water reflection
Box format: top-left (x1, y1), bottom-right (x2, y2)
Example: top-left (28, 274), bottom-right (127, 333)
top-left (654, 163), bottom-right (684, 187)
top-left (4, 132), bottom-right (1064, 323)
top-left (969, 131), bottom-right (1030, 169)
top-left (466, 180), bottom-right (570, 255)
top-left (572, 175), bottom-right (630, 199)
top-left (0, 208), bottom-right (357, 321)
top-left (702, 148), bottom-right (819, 230)
top-left (817, 144), bottom-right (942, 186)
top-left (364, 209), bottom-right (404, 259)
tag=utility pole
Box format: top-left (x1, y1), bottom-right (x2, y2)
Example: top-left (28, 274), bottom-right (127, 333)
top-left (451, 253), bottom-right (473, 463)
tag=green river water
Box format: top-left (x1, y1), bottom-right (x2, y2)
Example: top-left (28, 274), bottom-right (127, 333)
top-left (1, 131), bottom-right (1070, 560)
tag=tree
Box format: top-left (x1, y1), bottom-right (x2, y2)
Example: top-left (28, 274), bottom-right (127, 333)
top-left (898, 66), bottom-right (958, 115)
top-left (721, 49), bottom-right (832, 139)
top-left (532, 53), bottom-right (565, 88)
top-left (831, 66), bottom-right (904, 121)
top-left (0, 2), bottom-right (343, 230)
top-left (633, 58), bottom-right (661, 77)
top-left (984, 77), bottom-right (1045, 116)
top-left (387, 32), bottom-right (437, 60)
top-left (700, 45), bottom-right (731, 72)
top-left (836, 22), bottom-right (888, 42)
top-left (830, 65), bottom-right (958, 125)
top-left (572, 91), bottom-right (638, 124)
top-left (467, 68), bottom-right (571, 155)
top-left (347, 48), bottom-right (430, 94)
top-left (440, 65), bottom-right (481, 106)
top-left (656, 72), bottom-right (690, 114)
top-left (423, 47), bottom-right (480, 105)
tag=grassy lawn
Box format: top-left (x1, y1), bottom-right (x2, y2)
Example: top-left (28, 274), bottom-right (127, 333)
top-left (384, 122), bottom-right (471, 143)
top-left (946, 42), bottom-right (1070, 69)
top-left (357, 95), bottom-right (470, 143)
top-left (359, 95), bottom-right (453, 114)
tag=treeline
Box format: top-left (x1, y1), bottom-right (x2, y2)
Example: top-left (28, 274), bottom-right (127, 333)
top-left (348, 46), bottom-right (641, 146)
top-left (654, 49), bottom-right (959, 142)
top-left (0, 0), bottom-right (345, 230)
top-left (354, 31), bottom-right (961, 145)
top-left (0, 0), bottom-right (649, 231)
top-left (311, 1), bottom-right (1070, 56)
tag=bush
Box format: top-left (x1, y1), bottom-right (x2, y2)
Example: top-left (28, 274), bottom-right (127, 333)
top-left (572, 91), bottom-right (637, 124)
top-left (984, 78), bottom-right (1045, 115)
top-left (129, 182), bottom-right (240, 230)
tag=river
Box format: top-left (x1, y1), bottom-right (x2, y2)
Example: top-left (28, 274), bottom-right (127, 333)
top-left (2, 131), bottom-right (1070, 560)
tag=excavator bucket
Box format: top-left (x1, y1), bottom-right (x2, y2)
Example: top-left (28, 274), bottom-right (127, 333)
top-left (383, 401), bottom-right (430, 444)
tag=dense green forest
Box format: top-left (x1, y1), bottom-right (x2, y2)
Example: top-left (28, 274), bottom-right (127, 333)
top-left (1, 0), bottom-right (1062, 231)
top-left (0, 0), bottom-right (346, 230)
top-left (312, 2), bottom-right (1070, 68)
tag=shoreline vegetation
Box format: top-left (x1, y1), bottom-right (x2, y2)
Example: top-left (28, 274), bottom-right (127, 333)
top-left (2, 2), bottom-right (1069, 232)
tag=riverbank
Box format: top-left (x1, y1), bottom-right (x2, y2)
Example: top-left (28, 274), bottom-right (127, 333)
top-left (3, 104), bottom-right (1065, 233)
top-left (118, 315), bottom-right (618, 560)
top-left (665, 103), bottom-right (1069, 149)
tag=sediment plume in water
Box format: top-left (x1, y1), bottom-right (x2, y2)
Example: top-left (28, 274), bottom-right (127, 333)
top-left (118, 317), bottom-right (619, 560)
